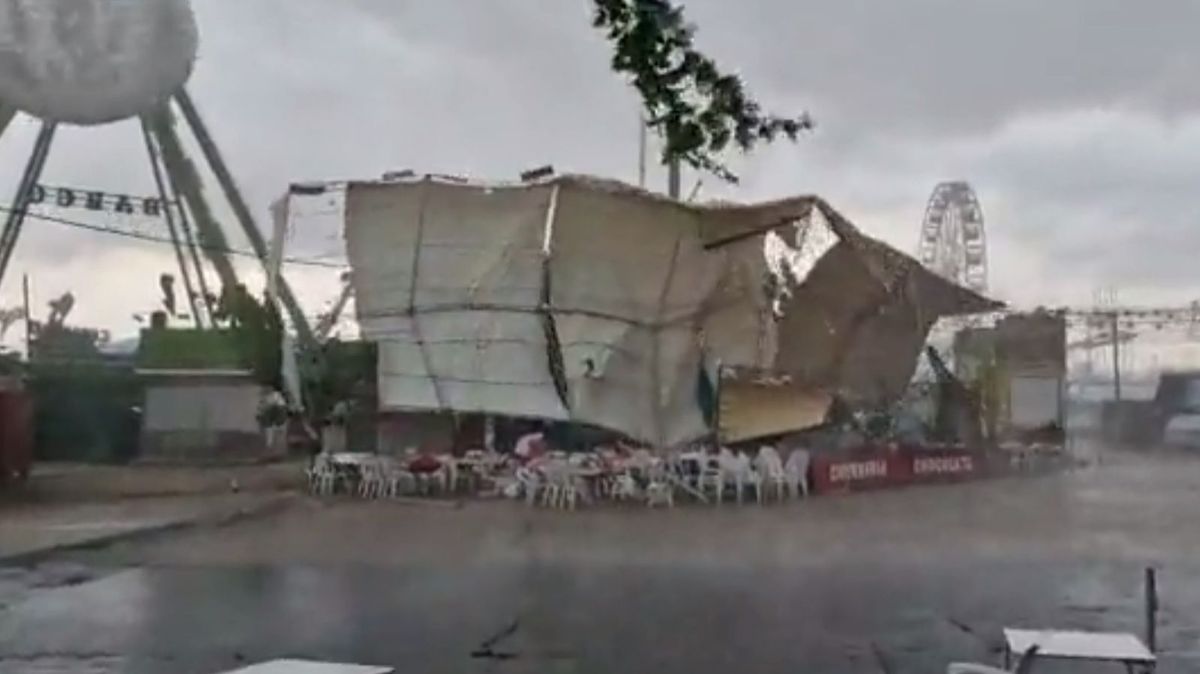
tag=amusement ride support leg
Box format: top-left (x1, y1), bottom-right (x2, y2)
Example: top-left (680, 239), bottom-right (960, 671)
top-left (162, 144), bottom-right (218, 323)
top-left (173, 88), bottom-right (314, 347)
top-left (144, 105), bottom-right (238, 294)
top-left (0, 121), bottom-right (57, 292)
top-left (140, 115), bottom-right (203, 328)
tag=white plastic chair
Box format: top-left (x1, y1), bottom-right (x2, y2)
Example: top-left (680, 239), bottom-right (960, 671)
top-left (610, 472), bottom-right (639, 501)
top-left (515, 467), bottom-right (542, 506)
top-left (354, 458), bottom-right (373, 498)
top-left (371, 458), bottom-right (400, 498)
top-left (664, 451), bottom-right (695, 491)
top-left (717, 449), bottom-right (750, 505)
top-left (435, 454), bottom-right (459, 493)
top-left (755, 445), bottom-right (788, 503)
top-left (305, 458), bottom-right (320, 493)
top-left (593, 473), bottom-right (611, 499)
top-left (784, 448), bottom-right (811, 499)
top-left (541, 482), bottom-right (561, 508)
top-left (696, 455), bottom-right (724, 505)
top-left (443, 458), bottom-right (472, 494)
top-left (413, 466), bottom-right (447, 496)
top-left (382, 464), bottom-right (416, 497)
top-left (644, 461), bottom-right (674, 508)
top-left (540, 463), bottom-right (581, 510)
top-left (307, 457), bottom-right (338, 496)
top-left (357, 458), bottom-right (388, 499)
top-left (645, 481), bottom-right (674, 508)
top-left (733, 451), bottom-right (764, 505)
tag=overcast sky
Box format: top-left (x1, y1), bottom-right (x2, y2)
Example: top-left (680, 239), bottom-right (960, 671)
top-left (2, 0), bottom-right (1200, 350)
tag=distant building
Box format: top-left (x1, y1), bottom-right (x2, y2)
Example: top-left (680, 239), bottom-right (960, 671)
top-left (136, 328), bottom-right (279, 463)
top-left (954, 310), bottom-right (1067, 439)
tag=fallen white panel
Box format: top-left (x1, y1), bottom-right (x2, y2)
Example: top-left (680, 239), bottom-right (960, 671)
top-left (375, 312), bottom-right (567, 420)
top-left (701, 237), bottom-right (777, 370)
top-left (344, 183), bottom-right (423, 337)
top-left (375, 321), bottom-right (440, 411)
top-left (410, 183), bottom-right (548, 310)
top-left (559, 314), bottom-right (655, 440)
top-left (346, 180), bottom-right (551, 338)
top-left (549, 183), bottom-right (723, 444)
top-left (654, 325), bottom-right (711, 445)
top-left (548, 183), bottom-right (693, 323)
top-left (215, 658), bottom-right (393, 674)
top-left (418, 310), bottom-right (568, 419)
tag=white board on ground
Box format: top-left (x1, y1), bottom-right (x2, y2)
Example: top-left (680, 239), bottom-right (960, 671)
top-left (214, 659), bottom-right (393, 674)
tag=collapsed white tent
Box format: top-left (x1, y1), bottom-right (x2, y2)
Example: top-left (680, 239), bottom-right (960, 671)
top-left (344, 174), bottom-right (998, 446)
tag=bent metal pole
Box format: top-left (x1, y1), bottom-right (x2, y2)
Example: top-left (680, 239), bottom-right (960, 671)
top-left (173, 87), bottom-right (315, 348)
top-left (140, 114), bottom-right (203, 327)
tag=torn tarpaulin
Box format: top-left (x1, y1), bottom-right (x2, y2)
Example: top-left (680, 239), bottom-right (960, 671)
top-left (344, 174), bottom-right (999, 445)
top-left (772, 202), bottom-right (1002, 405)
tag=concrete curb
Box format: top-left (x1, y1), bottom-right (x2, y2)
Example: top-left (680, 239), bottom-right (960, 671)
top-left (0, 493), bottom-right (299, 567)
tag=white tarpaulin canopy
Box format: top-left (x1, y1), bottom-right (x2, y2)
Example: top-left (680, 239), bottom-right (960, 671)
top-left (345, 174), bottom-right (998, 446)
top-left (0, 0), bottom-right (197, 125)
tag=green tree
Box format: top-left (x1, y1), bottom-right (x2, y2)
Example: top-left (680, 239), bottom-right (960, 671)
top-left (593, 0), bottom-right (812, 183)
top-left (214, 284), bottom-right (282, 390)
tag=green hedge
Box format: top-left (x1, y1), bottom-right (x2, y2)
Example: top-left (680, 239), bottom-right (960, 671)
top-left (136, 328), bottom-right (247, 371)
top-left (27, 363), bottom-right (141, 463)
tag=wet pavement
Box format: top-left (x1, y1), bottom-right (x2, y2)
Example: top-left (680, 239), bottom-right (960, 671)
top-left (4, 449), bottom-right (1200, 673)
top-left (0, 494), bottom-right (290, 562)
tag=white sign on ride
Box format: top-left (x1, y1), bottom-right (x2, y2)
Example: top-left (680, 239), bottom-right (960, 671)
top-left (0, 0), bottom-right (198, 125)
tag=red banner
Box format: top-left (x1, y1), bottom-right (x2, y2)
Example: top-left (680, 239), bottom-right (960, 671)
top-left (909, 450), bottom-right (978, 483)
top-left (0, 392), bottom-right (32, 485)
top-left (811, 446), bottom-right (910, 494)
top-left (810, 444), bottom-right (982, 494)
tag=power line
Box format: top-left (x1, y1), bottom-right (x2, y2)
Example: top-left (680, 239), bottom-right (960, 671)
top-left (0, 205), bottom-right (346, 269)
top-left (16, 197), bottom-right (1198, 321)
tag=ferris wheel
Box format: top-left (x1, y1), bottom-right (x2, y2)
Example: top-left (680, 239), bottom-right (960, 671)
top-left (917, 181), bottom-right (988, 294)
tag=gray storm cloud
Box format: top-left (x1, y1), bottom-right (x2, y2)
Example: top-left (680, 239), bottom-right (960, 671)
top-left (1, 0), bottom-right (1198, 346)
